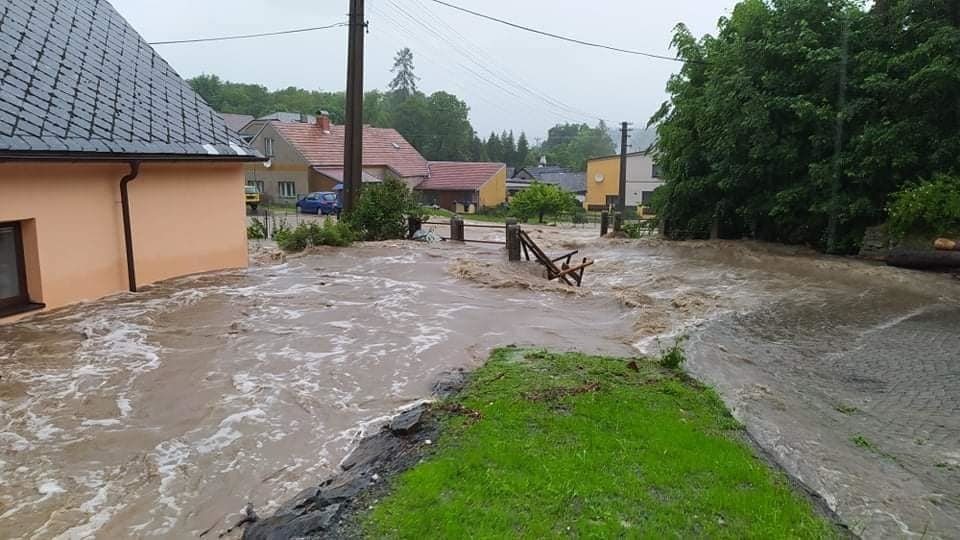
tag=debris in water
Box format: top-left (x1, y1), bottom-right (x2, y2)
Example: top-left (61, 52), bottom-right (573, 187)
top-left (412, 229), bottom-right (443, 243)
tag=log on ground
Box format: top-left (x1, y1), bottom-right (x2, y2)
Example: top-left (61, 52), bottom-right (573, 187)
top-left (886, 247), bottom-right (960, 270)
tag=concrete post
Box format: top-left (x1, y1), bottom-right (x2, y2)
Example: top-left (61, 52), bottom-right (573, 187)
top-left (600, 211), bottom-right (609, 236)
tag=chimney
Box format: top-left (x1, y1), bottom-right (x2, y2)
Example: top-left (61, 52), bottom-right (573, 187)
top-left (316, 110), bottom-right (331, 134)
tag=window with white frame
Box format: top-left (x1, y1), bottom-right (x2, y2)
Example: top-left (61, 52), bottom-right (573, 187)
top-left (248, 180), bottom-right (265, 193)
top-left (652, 164), bottom-right (663, 178)
top-left (278, 181), bottom-right (296, 198)
top-left (264, 137), bottom-right (274, 157)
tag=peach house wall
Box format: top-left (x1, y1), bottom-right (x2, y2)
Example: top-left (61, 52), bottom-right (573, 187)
top-left (0, 161), bottom-right (247, 316)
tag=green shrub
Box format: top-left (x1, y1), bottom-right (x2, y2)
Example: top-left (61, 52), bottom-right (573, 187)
top-left (623, 220), bottom-right (656, 239)
top-left (275, 220), bottom-right (355, 252)
top-left (509, 182), bottom-right (579, 223)
top-left (309, 219), bottom-right (355, 247)
top-left (346, 178), bottom-right (421, 240)
top-left (657, 336), bottom-right (688, 370)
top-left (888, 175), bottom-right (960, 238)
top-left (247, 217), bottom-right (267, 240)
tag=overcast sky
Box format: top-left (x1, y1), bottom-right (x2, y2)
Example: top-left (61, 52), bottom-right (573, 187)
top-left (113, 0), bottom-right (737, 139)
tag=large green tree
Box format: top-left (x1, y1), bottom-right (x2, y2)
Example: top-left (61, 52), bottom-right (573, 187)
top-left (651, 0), bottom-right (960, 252)
top-left (539, 122), bottom-right (615, 171)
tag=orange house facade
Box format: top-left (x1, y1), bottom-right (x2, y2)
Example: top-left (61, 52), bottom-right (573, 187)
top-left (0, 0), bottom-right (262, 322)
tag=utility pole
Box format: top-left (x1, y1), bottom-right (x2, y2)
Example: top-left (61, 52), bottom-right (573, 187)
top-left (617, 121), bottom-right (630, 214)
top-left (342, 0), bottom-right (365, 214)
top-left (827, 17), bottom-right (849, 254)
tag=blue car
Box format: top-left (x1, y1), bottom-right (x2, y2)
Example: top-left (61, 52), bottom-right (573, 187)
top-left (296, 192), bottom-right (341, 215)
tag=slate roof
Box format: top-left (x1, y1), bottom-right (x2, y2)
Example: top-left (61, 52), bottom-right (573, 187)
top-left (0, 0), bottom-right (260, 159)
top-left (418, 162), bottom-right (505, 191)
top-left (509, 166), bottom-right (586, 193)
top-left (220, 113), bottom-right (254, 132)
top-left (272, 122), bottom-right (429, 178)
top-left (258, 112), bottom-right (316, 124)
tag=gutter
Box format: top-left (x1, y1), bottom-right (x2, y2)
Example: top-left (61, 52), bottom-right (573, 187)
top-left (119, 161), bottom-right (141, 292)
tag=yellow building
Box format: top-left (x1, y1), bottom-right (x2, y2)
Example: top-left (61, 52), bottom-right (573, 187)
top-left (416, 162), bottom-right (507, 213)
top-left (584, 152), bottom-right (663, 212)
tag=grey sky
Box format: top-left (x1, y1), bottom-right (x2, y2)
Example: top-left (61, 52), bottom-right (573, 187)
top-left (114, 0), bottom-right (736, 139)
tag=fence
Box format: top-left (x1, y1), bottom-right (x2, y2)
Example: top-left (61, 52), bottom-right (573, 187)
top-left (411, 216), bottom-right (512, 246)
top-left (247, 208), bottom-right (336, 239)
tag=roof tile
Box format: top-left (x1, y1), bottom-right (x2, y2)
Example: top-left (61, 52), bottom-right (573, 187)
top-left (272, 122), bottom-right (430, 178)
top-left (418, 162), bottom-right (506, 191)
top-left (0, 0), bottom-right (260, 159)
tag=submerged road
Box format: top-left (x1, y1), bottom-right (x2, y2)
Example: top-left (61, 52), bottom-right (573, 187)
top-left (0, 228), bottom-right (957, 538)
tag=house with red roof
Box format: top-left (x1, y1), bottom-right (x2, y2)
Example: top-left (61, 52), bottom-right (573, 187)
top-left (240, 112), bottom-right (429, 202)
top-left (418, 162), bottom-right (507, 213)
top-left (240, 112), bottom-right (506, 212)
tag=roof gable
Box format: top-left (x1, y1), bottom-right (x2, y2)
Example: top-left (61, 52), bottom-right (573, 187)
top-left (0, 0), bottom-right (259, 159)
top-left (271, 122), bottom-right (429, 177)
top-left (418, 161), bottom-right (505, 191)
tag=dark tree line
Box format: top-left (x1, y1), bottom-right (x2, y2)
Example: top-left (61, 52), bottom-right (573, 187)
top-left (652, 0), bottom-right (960, 253)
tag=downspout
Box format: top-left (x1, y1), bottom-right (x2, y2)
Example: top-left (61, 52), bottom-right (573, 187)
top-left (120, 161), bottom-right (141, 292)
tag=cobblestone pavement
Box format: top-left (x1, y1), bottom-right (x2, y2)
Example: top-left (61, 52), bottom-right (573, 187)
top-left (683, 253), bottom-right (960, 538)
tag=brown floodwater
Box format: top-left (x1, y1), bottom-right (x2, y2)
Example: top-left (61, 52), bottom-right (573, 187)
top-left (1, 225), bottom-right (958, 538)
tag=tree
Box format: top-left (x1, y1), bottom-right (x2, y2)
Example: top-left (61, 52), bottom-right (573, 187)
top-left (469, 135), bottom-right (489, 161)
top-left (539, 123), bottom-right (615, 171)
top-left (486, 132), bottom-right (503, 163)
top-left (389, 47), bottom-right (420, 98)
top-left (501, 130), bottom-right (516, 166)
top-left (509, 182), bottom-right (579, 223)
top-left (516, 132), bottom-right (531, 167)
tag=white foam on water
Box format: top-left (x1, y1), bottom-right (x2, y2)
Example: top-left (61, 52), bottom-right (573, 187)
top-left (116, 397), bottom-right (132, 418)
top-left (38, 480), bottom-right (64, 496)
top-left (51, 484), bottom-right (121, 540)
top-left (80, 419), bottom-right (122, 427)
top-left (232, 372), bottom-right (259, 394)
top-left (195, 409), bottom-right (267, 455)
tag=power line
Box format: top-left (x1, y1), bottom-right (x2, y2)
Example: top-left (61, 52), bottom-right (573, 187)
top-left (375, 1), bottom-right (591, 126)
top-left (148, 22), bottom-right (347, 45)
top-left (369, 4), bottom-right (572, 126)
top-left (426, 0), bottom-right (691, 64)
top-left (404, 0), bottom-right (610, 123)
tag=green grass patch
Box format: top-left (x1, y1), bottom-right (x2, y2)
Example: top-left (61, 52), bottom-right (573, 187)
top-left (364, 348), bottom-right (838, 538)
top-left (834, 403), bottom-right (859, 415)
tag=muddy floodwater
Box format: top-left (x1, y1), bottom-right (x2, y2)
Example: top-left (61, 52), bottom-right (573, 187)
top-left (1, 225), bottom-right (958, 538)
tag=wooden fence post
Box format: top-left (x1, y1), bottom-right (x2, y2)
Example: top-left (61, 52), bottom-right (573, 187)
top-left (450, 216), bottom-right (465, 242)
top-left (408, 215), bottom-right (422, 239)
top-left (506, 218), bottom-right (520, 261)
top-left (600, 211), bottom-right (609, 236)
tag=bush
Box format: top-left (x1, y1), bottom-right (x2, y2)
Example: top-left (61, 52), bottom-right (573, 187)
top-left (509, 182), bottom-right (579, 223)
top-left (247, 217), bottom-right (267, 240)
top-left (346, 178), bottom-right (421, 240)
top-left (657, 336), bottom-right (688, 370)
top-left (275, 220), bottom-right (355, 252)
top-left (623, 220), bottom-right (656, 239)
top-left (888, 175), bottom-right (960, 238)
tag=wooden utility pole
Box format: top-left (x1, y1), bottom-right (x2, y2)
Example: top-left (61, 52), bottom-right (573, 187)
top-left (342, 0), bottom-right (365, 214)
top-left (617, 121), bottom-right (630, 214)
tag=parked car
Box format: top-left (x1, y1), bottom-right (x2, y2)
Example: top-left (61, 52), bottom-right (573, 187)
top-left (296, 192), bottom-right (341, 215)
top-left (245, 185), bottom-right (261, 210)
